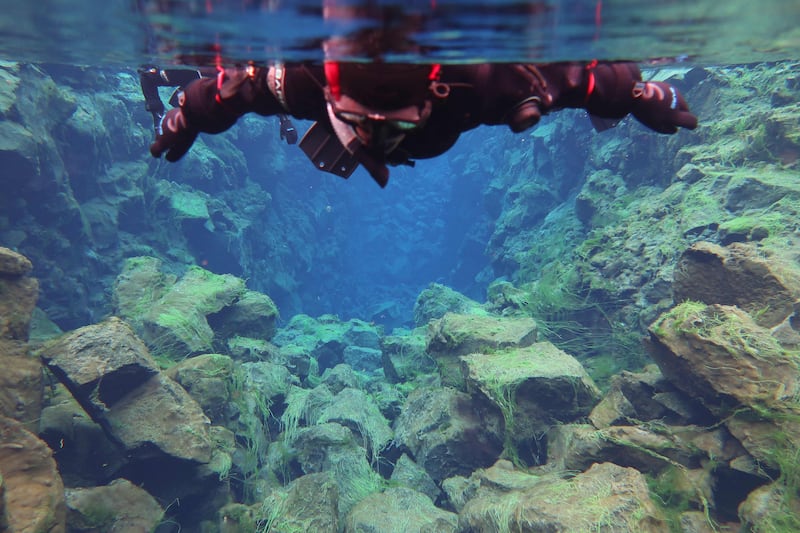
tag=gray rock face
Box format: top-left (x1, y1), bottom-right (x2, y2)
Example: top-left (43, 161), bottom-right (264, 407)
top-left (105, 373), bottom-right (214, 464)
top-left (393, 386), bottom-right (504, 482)
top-left (39, 315), bottom-right (224, 527)
top-left (64, 479), bottom-right (163, 532)
top-left (40, 317), bottom-right (160, 413)
top-left (673, 241), bottom-right (800, 328)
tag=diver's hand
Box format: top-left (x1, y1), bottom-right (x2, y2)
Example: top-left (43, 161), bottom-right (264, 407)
top-left (630, 81), bottom-right (697, 134)
top-left (149, 108), bottom-right (198, 162)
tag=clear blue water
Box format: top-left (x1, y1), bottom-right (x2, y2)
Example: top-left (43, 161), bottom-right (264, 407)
top-left (2, 0), bottom-right (800, 67)
top-left (3, 1), bottom-right (800, 328)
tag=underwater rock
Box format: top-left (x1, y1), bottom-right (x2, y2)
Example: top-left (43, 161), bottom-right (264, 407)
top-left (412, 283), bottom-right (486, 327)
top-left (317, 387), bottom-right (394, 460)
top-left (64, 479), bottom-right (163, 532)
top-left (291, 422), bottom-right (359, 473)
top-left (461, 342), bottom-right (600, 464)
top-left (231, 359), bottom-right (298, 454)
top-left (104, 372), bottom-right (215, 463)
top-left (345, 486), bottom-right (458, 533)
top-left (259, 472), bottom-right (340, 533)
top-left (38, 316), bottom-right (223, 518)
top-left (272, 314), bottom-right (383, 373)
top-left (207, 289), bottom-right (279, 341)
top-left (380, 329), bottom-right (435, 383)
top-left (0, 245), bottom-right (33, 275)
top-left (574, 169), bottom-right (628, 226)
top-left (738, 481), bottom-right (800, 533)
top-left (389, 453), bottom-right (441, 503)
top-left (141, 266), bottom-right (246, 358)
top-left (647, 302), bottom-right (800, 471)
top-left (458, 461), bottom-right (666, 532)
top-left (442, 459), bottom-right (540, 513)
top-left (115, 258), bottom-right (260, 359)
top-left (648, 302), bottom-right (800, 416)
top-left (589, 365), bottom-right (712, 429)
top-left (342, 345), bottom-right (382, 372)
top-left (393, 386), bottom-right (504, 482)
top-left (40, 317), bottom-right (160, 415)
top-left (342, 318), bottom-right (382, 350)
top-left (0, 346), bottom-right (42, 434)
top-left (463, 342), bottom-right (599, 422)
top-left (112, 256), bottom-right (175, 332)
top-left (319, 363), bottom-right (361, 394)
top-left (227, 335), bottom-right (278, 362)
top-left (291, 422), bottom-right (383, 518)
top-left (426, 312), bottom-right (538, 387)
top-left (0, 246), bottom-right (38, 342)
top-left (166, 353), bottom-right (234, 424)
top-left (673, 242), bottom-right (800, 328)
top-left (547, 423), bottom-right (746, 477)
top-left (38, 387), bottom-right (126, 487)
top-left (0, 414), bottom-right (66, 533)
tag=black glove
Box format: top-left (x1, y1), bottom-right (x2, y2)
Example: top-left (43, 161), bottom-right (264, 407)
top-left (630, 81), bottom-right (697, 134)
top-left (150, 107), bottom-right (199, 162)
top-left (279, 115), bottom-right (298, 144)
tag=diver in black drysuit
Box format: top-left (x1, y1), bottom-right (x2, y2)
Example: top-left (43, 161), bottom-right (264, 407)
top-left (147, 60), bottom-right (697, 188)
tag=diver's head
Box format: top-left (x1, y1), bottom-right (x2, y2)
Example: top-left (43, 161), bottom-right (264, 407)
top-left (324, 61), bottom-right (439, 156)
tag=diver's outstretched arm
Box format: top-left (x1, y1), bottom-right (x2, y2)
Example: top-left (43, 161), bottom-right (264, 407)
top-left (149, 64), bottom-right (321, 161)
top-left (483, 61), bottom-right (697, 134)
top-left (150, 67), bottom-right (285, 161)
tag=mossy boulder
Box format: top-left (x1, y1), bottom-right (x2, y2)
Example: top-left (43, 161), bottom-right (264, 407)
top-left (381, 329), bottom-right (435, 383)
top-left (290, 422), bottom-right (383, 519)
top-left (739, 481), bottom-right (800, 533)
top-left (40, 317), bottom-right (160, 415)
top-left (142, 266), bottom-right (246, 358)
top-left (427, 312), bottom-right (538, 387)
top-left (393, 386), bottom-right (504, 482)
top-left (412, 283), bottom-right (487, 327)
top-left (461, 342), bottom-right (600, 464)
top-left (257, 472), bottom-right (339, 533)
top-left (112, 256), bottom-right (175, 331)
top-left (458, 461), bottom-right (667, 532)
top-left (389, 453), bottom-right (441, 503)
top-left (345, 486), bottom-right (458, 533)
top-left (317, 387), bottom-right (393, 460)
top-left (64, 479), bottom-right (163, 532)
top-left (589, 364), bottom-right (711, 429)
top-left (272, 314), bottom-right (382, 373)
top-left (647, 302), bottom-right (800, 472)
top-left (207, 289), bottom-right (279, 341)
top-left (166, 353), bottom-right (234, 424)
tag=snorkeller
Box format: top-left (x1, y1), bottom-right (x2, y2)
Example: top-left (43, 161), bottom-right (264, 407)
top-left (148, 7), bottom-right (697, 187)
